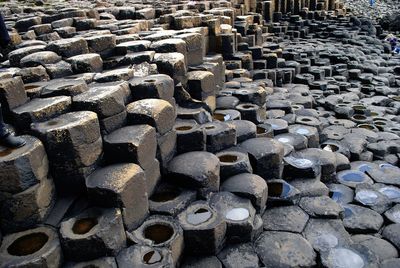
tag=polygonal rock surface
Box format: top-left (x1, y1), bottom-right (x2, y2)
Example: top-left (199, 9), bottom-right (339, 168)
top-left (167, 151), bottom-right (220, 194)
top-left (303, 219), bottom-right (352, 252)
top-left (0, 226), bottom-right (62, 268)
top-left (127, 98), bottom-right (176, 135)
top-left (342, 204), bottom-right (384, 233)
top-left (255, 231), bottom-right (316, 268)
top-left (262, 205), bottom-right (309, 233)
top-left (299, 196), bottom-right (344, 219)
top-left (86, 163), bottom-right (149, 230)
top-left (0, 135), bottom-right (48, 193)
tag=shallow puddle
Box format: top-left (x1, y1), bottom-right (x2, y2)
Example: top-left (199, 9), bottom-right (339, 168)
top-left (225, 208), bottom-right (250, 221)
top-left (341, 172), bottom-right (365, 182)
top-left (144, 224), bottom-right (174, 245)
top-left (356, 190), bottom-right (378, 205)
top-left (187, 208), bottom-right (212, 225)
top-left (7, 232), bottom-right (48, 256)
top-left (142, 250), bottom-right (163, 264)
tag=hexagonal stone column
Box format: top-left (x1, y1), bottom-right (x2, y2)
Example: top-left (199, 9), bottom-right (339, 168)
top-left (174, 121), bottom-right (206, 154)
top-left (129, 74), bottom-right (174, 102)
top-left (86, 163), bottom-right (149, 230)
top-left (0, 176), bottom-right (55, 233)
top-left (73, 83), bottom-right (128, 119)
top-left (67, 53), bottom-right (103, 73)
top-left (9, 45), bottom-right (45, 67)
top-left (154, 52), bottom-right (187, 85)
top-left (12, 96), bottom-right (72, 130)
top-left (0, 226), bottom-right (62, 267)
top-left (127, 99), bottom-right (175, 135)
top-left (41, 79), bottom-right (89, 97)
top-left (20, 51), bottom-right (61, 68)
top-left (202, 121), bottom-right (236, 153)
top-left (0, 77), bottom-right (28, 117)
top-left (85, 34), bottom-right (116, 54)
top-left (46, 37), bottom-right (89, 58)
top-left (174, 33), bottom-right (204, 66)
top-left (127, 215), bottom-right (183, 266)
top-left (31, 111), bottom-right (102, 194)
top-left (209, 192), bottom-right (257, 243)
top-left (178, 201), bottom-right (226, 254)
top-left (240, 137), bottom-right (284, 180)
top-left (221, 173), bottom-right (267, 213)
top-left (150, 38), bottom-right (188, 64)
top-left (167, 151), bottom-right (220, 197)
top-left (187, 71), bottom-right (216, 110)
top-left (59, 207), bottom-right (126, 261)
top-left (104, 124), bottom-right (159, 193)
top-left (0, 135), bottom-right (48, 194)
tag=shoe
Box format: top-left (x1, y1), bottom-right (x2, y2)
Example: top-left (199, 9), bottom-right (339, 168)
top-left (0, 133), bottom-right (26, 148)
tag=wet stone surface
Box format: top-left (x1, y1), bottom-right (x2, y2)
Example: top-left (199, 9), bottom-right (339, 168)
top-left (1, 0), bottom-right (400, 267)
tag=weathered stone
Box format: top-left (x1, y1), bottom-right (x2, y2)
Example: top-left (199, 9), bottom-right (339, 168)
top-left (0, 226), bottom-right (62, 268)
top-left (167, 151), bottom-right (220, 196)
top-left (12, 96), bottom-right (71, 130)
top-left (127, 215), bottom-right (183, 265)
top-left (127, 99), bottom-right (175, 135)
top-left (46, 37), bottom-right (89, 58)
top-left (0, 135), bottom-right (48, 194)
top-left (59, 207), bottom-right (126, 261)
top-left (0, 77), bottom-right (28, 115)
top-left (262, 205), bottom-right (309, 233)
top-left (255, 231), bottom-right (316, 268)
top-left (67, 53), bottom-right (103, 73)
top-left (299, 196), bottom-right (344, 219)
top-left (0, 176), bottom-right (55, 233)
top-left (240, 137), bottom-right (284, 180)
top-left (86, 163), bottom-right (149, 230)
top-left (116, 245), bottom-right (174, 268)
top-left (104, 125), bottom-right (156, 169)
top-left (178, 201), bottom-right (226, 255)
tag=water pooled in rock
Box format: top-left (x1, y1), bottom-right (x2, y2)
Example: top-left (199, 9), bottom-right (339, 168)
top-left (7, 233), bottom-right (49, 256)
top-left (278, 137), bottom-right (290, 143)
top-left (225, 208), bottom-right (250, 221)
top-left (219, 154), bottom-right (238, 163)
top-left (269, 182), bottom-right (291, 198)
top-left (296, 128), bottom-right (309, 135)
top-left (213, 113), bottom-right (226, 121)
top-left (150, 190), bottom-right (180, 202)
top-left (342, 172), bottom-right (365, 182)
top-left (187, 208), bottom-right (212, 225)
top-left (379, 187), bottom-right (400, 200)
top-left (0, 147), bottom-right (15, 157)
top-left (356, 190), bottom-right (378, 205)
top-left (144, 224), bottom-right (174, 245)
top-left (72, 218), bottom-right (98, 235)
top-left (357, 164), bottom-right (373, 173)
top-left (291, 158), bottom-right (313, 168)
top-left (331, 248), bottom-right (364, 268)
top-left (175, 126), bottom-right (193, 131)
top-left (142, 250), bottom-right (163, 264)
